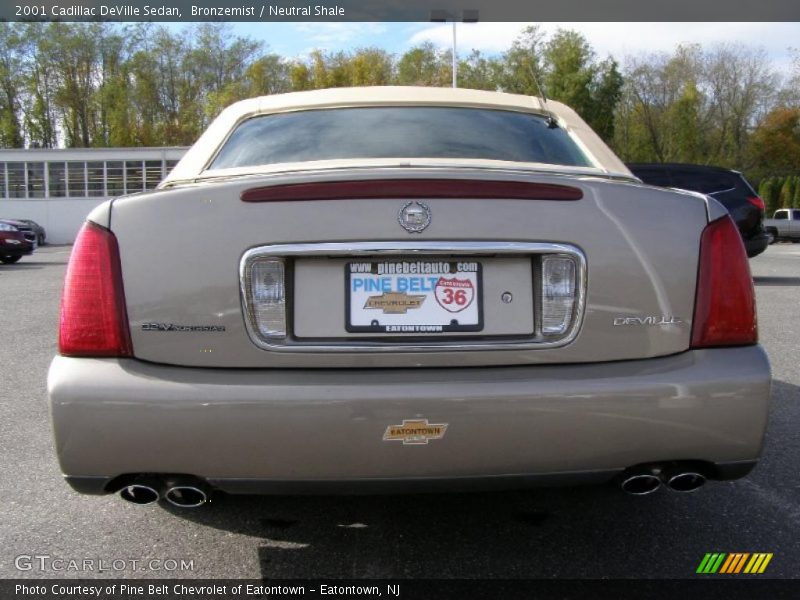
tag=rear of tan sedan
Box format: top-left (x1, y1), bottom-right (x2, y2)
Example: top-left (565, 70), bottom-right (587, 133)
top-left (48, 88), bottom-right (770, 506)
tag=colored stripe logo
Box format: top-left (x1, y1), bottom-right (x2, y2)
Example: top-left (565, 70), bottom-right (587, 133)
top-left (697, 553), bottom-right (773, 574)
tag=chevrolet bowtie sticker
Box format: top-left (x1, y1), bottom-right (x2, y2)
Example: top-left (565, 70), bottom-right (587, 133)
top-left (364, 292), bottom-right (426, 314)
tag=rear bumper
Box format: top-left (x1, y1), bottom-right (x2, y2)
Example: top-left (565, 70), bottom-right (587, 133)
top-left (48, 346), bottom-right (771, 495)
top-left (745, 232), bottom-right (770, 257)
top-left (0, 239), bottom-right (34, 256)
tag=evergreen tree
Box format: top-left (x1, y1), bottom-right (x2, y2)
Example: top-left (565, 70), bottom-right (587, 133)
top-left (779, 177), bottom-right (794, 209)
top-left (793, 176), bottom-right (800, 209)
top-left (762, 177), bottom-right (781, 214)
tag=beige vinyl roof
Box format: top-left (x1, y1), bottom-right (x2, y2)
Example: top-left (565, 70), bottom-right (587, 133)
top-left (162, 86), bottom-right (632, 186)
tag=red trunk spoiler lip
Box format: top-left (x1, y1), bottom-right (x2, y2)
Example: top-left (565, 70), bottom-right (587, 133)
top-left (240, 179), bottom-right (583, 202)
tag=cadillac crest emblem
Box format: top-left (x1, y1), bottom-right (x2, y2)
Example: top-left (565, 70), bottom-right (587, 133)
top-left (398, 201), bottom-right (431, 233)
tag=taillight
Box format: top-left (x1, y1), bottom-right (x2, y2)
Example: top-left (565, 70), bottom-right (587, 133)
top-left (691, 215), bottom-right (757, 348)
top-left (59, 221), bottom-right (132, 357)
top-left (746, 196), bottom-right (765, 212)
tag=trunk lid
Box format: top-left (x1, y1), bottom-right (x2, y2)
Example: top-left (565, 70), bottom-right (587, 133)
top-left (110, 168), bottom-right (706, 368)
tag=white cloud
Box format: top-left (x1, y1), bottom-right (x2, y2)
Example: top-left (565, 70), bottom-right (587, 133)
top-left (408, 22), bottom-right (800, 73)
top-left (292, 23), bottom-right (389, 50)
top-left (409, 23), bottom-right (526, 54)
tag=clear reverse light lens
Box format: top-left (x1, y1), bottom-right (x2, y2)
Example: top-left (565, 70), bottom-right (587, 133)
top-left (249, 259), bottom-right (286, 339)
top-left (541, 256), bottom-right (576, 335)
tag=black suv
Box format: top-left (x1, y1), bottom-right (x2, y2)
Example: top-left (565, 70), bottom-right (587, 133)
top-left (627, 163), bottom-right (769, 258)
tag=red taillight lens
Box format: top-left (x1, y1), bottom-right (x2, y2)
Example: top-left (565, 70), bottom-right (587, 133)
top-left (59, 221), bottom-right (132, 357)
top-left (747, 196), bottom-right (765, 212)
top-left (691, 215), bottom-right (757, 348)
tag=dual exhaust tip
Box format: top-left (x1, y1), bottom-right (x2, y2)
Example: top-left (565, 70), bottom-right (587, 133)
top-left (119, 466), bottom-right (706, 503)
top-left (620, 465), bottom-right (707, 496)
top-left (119, 478), bottom-right (209, 508)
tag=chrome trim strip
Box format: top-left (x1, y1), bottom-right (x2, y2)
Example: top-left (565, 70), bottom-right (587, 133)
top-left (240, 241), bottom-right (587, 353)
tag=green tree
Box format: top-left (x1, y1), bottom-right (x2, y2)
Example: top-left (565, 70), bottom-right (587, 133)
top-left (748, 107), bottom-right (800, 182)
top-left (396, 42), bottom-right (449, 86)
top-left (0, 24), bottom-right (24, 147)
top-left (793, 177), bottom-right (800, 209)
top-left (457, 50), bottom-right (503, 91)
top-left (126, 25), bottom-right (163, 145)
top-left (771, 177), bottom-right (785, 211)
top-left (614, 45), bottom-right (704, 162)
top-left (48, 23), bottom-right (102, 147)
top-left (614, 43), bottom-right (776, 167)
top-left (246, 54), bottom-right (292, 95)
top-left (586, 58), bottom-right (623, 142)
top-left (667, 80), bottom-right (704, 162)
top-left (95, 24), bottom-right (134, 147)
top-left (499, 26), bottom-right (546, 96)
top-left (350, 48), bottom-right (393, 86)
top-left (759, 177), bottom-right (780, 214)
top-left (20, 23), bottom-right (58, 148)
top-left (289, 61), bottom-right (312, 91)
top-left (184, 23), bottom-right (261, 124)
top-left (309, 50), bottom-right (329, 88)
top-left (543, 30), bottom-right (595, 115)
top-left (704, 45), bottom-right (779, 167)
top-left (323, 51), bottom-right (354, 87)
top-left (779, 176), bottom-right (795, 208)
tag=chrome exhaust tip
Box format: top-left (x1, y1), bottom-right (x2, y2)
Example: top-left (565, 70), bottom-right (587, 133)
top-left (665, 471), bottom-right (706, 493)
top-left (119, 484), bottom-right (160, 505)
top-left (620, 473), bottom-right (662, 495)
top-left (164, 485), bottom-right (208, 508)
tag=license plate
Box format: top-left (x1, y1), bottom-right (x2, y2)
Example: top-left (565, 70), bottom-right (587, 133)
top-left (346, 260), bottom-right (483, 333)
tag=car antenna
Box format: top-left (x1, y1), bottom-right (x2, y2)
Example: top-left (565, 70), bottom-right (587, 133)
top-left (528, 64), bottom-right (559, 129)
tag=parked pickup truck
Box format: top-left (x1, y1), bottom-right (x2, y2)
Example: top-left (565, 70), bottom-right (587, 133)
top-left (764, 209), bottom-right (800, 242)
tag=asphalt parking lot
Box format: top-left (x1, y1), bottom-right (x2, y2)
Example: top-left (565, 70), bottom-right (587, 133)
top-left (1, 244), bottom-right (798, 580)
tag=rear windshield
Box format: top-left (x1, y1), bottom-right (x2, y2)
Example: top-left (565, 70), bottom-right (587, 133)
top-left (209, 107), bottom-right (592, 169)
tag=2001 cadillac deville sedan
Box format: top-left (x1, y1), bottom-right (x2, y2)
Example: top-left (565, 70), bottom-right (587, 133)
top-left (48, 87), bottom-right (770, 507)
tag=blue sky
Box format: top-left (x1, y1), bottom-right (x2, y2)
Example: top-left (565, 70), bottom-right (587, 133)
top-left (205, 22), bottom-right (800, 74)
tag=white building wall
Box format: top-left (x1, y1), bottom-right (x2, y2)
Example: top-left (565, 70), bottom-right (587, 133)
top-left (0, 146), bottom-right (188, 245)
top-left (1, 198), bottom-right (103, 244)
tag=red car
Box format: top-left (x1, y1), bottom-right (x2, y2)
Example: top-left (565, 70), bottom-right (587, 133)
top-left (0, 220), bottom-right (35, 264)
